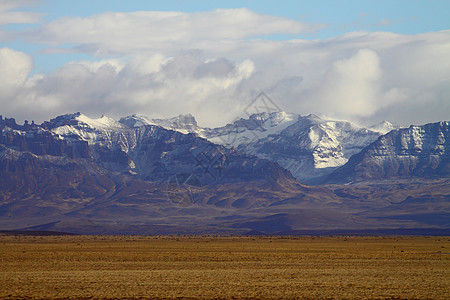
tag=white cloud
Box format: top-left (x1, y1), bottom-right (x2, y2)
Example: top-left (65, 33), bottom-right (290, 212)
top-left (295, 48), bottom-right (411, 121)
top-left (70, 59), bottom-right (125, 73)
top-left (24, 8), bottom-right (322, 55)
top-left (0, 0), bottom-right (42, 41)
top-left (309, 49), bottom-right (382, 117)
top-left (0, 8), bottom-right (449, 127)
top-left (0, 50), bottom-right (258, 125)
top-left (0, 10), bottom-right (41, 26)
top-left (0, 47), bottom-right (33, 97)
top-left (0, 0), bottom-right (41, 23)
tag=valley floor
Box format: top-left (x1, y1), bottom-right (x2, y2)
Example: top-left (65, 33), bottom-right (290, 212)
top-left (0, 235), bottom-right (449, 299)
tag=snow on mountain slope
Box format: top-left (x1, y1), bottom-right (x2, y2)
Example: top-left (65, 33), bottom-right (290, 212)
top-left (327, 121), bottom-right (450, 182)
top-left (2, 113), bottom-right (449, 235)
top-left (239, 114), bottom-right (384, 183)
top-left (119, 114), bottom-right (204, 135)
top-left (76, 114), bottom-right (125, 129)
top-left (36, 112), bottom-right (294, 184)
top-left (44, 111), bottom-right (401, 184)
top-left (120, 111), bottom-right (299, 148)
top-left (205, 111), bottom-right (298, 148)
top-left (118, 111), bottom-right (399, 183)
top-left (47, 112), bottom-right (128, 145)
top-left (369, 121), bottom-right (400, 134)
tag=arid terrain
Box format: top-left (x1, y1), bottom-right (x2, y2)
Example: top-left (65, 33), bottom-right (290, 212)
top-left (0, 235), bottom-right (449, 299)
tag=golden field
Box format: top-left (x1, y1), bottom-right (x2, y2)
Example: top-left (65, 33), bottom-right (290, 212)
top-left (0, 235), bottom-right (449, 299)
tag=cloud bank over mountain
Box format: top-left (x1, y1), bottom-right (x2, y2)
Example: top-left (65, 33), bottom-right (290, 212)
top-left (0, 5), bottom-right (449, 127)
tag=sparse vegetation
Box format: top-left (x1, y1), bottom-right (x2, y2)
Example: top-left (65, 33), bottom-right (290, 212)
top-left (1, 235), bottom-right (449, 299)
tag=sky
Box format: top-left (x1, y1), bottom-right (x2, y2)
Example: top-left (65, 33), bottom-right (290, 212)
top-left (0, 0), bottom-right (449, 127)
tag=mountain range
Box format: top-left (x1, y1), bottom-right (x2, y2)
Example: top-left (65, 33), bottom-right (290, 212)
top-left (0, 112), bottom-right (448, 235)
top-left (120, 112), bottom-right (399, 183)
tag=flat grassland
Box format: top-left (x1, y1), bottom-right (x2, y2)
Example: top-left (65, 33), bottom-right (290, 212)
top-left (0, 235), bottom-right (449, 299)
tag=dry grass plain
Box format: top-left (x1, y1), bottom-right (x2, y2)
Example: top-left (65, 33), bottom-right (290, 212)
top-left (0, 235), bottom-right (449, 299)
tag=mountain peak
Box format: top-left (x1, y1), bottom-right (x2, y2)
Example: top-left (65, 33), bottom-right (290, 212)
top-left (246, 111), bottom-right (297, 126)
top-left (42, 112), bottom-right (84, 129)
top-left (119, 113), bottom-right (199, 134)
top-left (57, 112), bottom-right (84, 120)
top-left (75, 114), bottom-right (125, 129)
top-left (119, 115), bottom-right (151, 128)
top-left (304, 113), bottom-right (339, 125)
top-left (306, 113), bottom-right (321, 120)
top-left (369, 120), bottom-right (400, 134)
top-left (40, 113), bottom-right (127, 146)
top-left (327, 120), bottom-right (450, 183)
top-left (171, 113), bottom-right (197, 126)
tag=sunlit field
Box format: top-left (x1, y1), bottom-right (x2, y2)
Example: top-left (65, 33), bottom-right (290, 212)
top-left (1, 235), bottom-right (449, 299)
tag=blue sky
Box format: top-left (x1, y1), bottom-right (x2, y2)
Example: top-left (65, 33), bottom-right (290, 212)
top-left (0, 0), bottom-right (449, 126)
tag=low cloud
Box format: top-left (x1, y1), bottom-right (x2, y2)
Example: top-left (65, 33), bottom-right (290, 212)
top-left (0, 47), bottom-right (33, 98)
top-left (0, 51), bottom-right (258, 125)
top-left (311, 49), bottom-right (382, 117)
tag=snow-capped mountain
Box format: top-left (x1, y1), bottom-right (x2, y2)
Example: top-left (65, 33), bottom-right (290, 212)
top-left (0, 111), bottom-right (410, 186)
top-left (327, 121), bottom-right (450, 183)
top-left (238, 114), bottom-right (387, 183)
top-left (203, 111), bottom-right (299, 147)
top-left (1, 113), bottom-right (448, 235)
top-left (369, 120), bottom-right (400, 134)
top-left (118, 111), bottom-right (400, 183)
top-left (42, 112), bottom-right (128, 145)
top-left (119, 111), bottom-right (299, 148)
top-left (1, 113), bottom-right (293, 186)
top-left (120, 113), bottom-right (202, 135)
